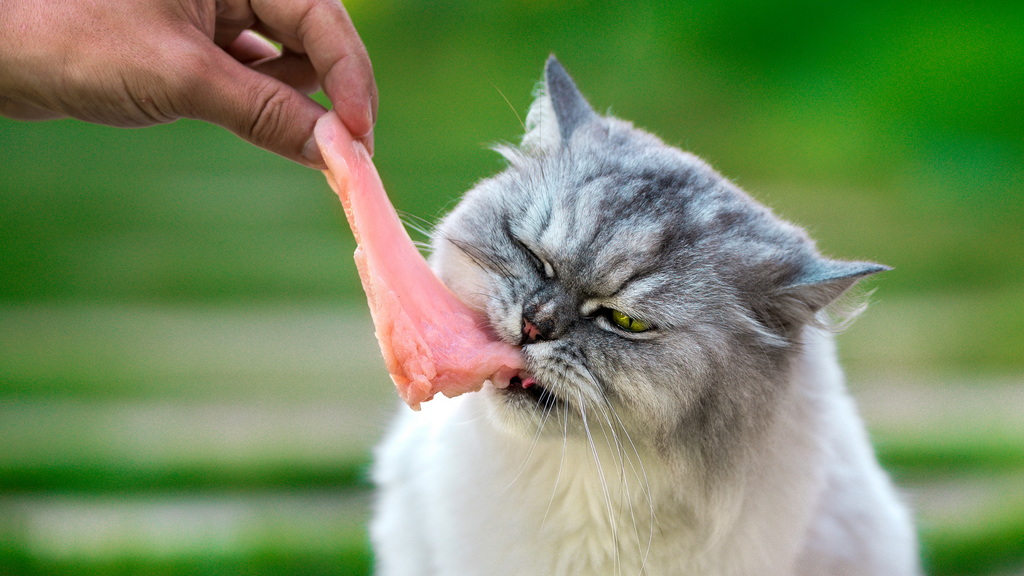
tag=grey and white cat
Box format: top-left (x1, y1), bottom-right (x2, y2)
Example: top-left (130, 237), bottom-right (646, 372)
top-left (371, 56), bottom-right (920, 576)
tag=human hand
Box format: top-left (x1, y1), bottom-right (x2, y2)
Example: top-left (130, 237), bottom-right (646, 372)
top-left (0, 0), bottom-right (377, 167)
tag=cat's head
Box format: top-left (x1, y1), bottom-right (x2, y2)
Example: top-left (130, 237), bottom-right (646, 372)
top-left (430, 56), bottom-right (885, 452)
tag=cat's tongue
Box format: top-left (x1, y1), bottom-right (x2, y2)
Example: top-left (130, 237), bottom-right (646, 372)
top-left (315, 112), bottom-right (525, 410)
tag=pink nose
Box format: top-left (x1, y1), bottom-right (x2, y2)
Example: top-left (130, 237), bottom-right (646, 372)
top-left (523, 318), bottom-right (542, 343)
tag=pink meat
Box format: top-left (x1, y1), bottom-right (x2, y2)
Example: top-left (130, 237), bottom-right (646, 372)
top-left (315, 112), bottom-right (524, 410)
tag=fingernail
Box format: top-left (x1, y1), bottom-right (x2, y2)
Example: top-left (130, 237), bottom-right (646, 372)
top-left (302, 136), bottom-right (326, 169)
top-left (361, 97), bottom-right (375, 156)
top-left (361, 130), bottom-right (374, 157)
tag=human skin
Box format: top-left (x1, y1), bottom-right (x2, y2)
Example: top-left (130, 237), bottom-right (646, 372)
top-left (0, 0), bottom-right (377, 167)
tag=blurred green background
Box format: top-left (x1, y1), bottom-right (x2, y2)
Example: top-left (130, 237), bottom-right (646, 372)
top-left (2, 0), bottom-right (1022, 574)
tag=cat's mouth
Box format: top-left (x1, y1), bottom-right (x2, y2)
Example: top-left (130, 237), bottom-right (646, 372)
top-left (495, 371), bottom-right (561, 408)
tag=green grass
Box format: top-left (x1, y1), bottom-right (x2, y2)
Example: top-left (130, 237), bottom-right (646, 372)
top-left (0, 545), bottom-right (373, 576)
top-left (0, 461), bottom-right (371, 494)
top-left (910, 472), bottom-right (1024, 576)
top-left (925, 519), bottom-right (1024, 576)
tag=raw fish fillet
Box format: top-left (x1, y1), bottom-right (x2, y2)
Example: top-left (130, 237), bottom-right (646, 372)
top-left (315, 112), bottom-right (524, 410)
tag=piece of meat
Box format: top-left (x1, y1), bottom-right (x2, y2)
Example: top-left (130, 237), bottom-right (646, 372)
top-left (315, 112), bottom-right (524, 410)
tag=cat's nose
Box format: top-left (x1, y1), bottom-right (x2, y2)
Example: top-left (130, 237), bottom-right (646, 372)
top-left (521, 297), bottom-right (563, 344)
top-left (522, 318), bottom-right (542, 343)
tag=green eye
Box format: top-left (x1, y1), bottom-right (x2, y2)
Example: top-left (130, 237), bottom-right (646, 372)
top-left (609, 309), bottom-right (651, 333)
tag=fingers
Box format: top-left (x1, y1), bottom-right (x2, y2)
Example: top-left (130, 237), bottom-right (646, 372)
top-left (250, 49), bottom-right (319, 95)
top-left (174, 0), bottom-right (377, 166)
top-left (0, 96), bottom-right (65, 121)
top-left (226, 32), bottom-right (319, 95)
top-left (181, 41), bottom-right (328, 168)
top-left (224, 30), bottom-right (279, 64)
top-left (248, 0), bottom-right (377, 153)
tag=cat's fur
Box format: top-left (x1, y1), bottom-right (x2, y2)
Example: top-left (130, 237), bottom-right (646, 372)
top-left (371, 56), bottom-right (920, 576)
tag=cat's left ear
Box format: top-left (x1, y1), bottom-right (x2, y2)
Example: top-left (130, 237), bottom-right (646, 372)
top-left (521, 55), bottom-right (597, 151)
top-left (772, 258), bottom-right (890, 326)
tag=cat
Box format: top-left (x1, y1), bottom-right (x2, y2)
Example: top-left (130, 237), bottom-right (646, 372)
top-left (370, 56), bottom-right (920, 576)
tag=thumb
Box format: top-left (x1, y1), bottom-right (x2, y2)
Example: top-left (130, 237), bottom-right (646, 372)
top-left (180, 45), bottom-right (328, 168)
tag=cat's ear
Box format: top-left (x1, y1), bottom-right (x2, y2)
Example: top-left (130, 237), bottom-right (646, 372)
top-left (770, 258), bottom-right (890, 328)
top-left (521, 55), bottom-right (597, 152)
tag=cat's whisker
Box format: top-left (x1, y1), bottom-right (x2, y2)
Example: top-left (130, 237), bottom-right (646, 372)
top-left (455, 395), bottom-right (493, 427)
top-left (604, 403), bottom-right (655, 576)
top-left (594, 405), bottom-right (632, 576)
top-left (538, 394), bottom-right (571, 535)
top-left (444, 235), bottom-right (518, 281)
top-left (397, 213), bottom-right (437, 258)
top-left (595, 399), bottom-right (650, 576)
top-left (506, 386), bottom-right (557, 490)
top-left (397, 210), bottom-right (436, 240)
top-left (592, 406), bottom-right (632, 541)
top-left (488, 80), bottom-right (526, 131)
top-left (443, 274), bottom-right (492, 304)
top-left (604, 399), bottom-right (657, 574)
top-left (552, 361), bottom-right (634, 573)
top-left (576, 361), bottom-right (655, 575)
top-left (576, 367), bottom-right (638, 492)
top-left (577, 389), bottom-right (624, 575)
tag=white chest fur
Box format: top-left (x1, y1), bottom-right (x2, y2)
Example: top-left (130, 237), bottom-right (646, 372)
top-left (370, 330), bottom-right (919, 576)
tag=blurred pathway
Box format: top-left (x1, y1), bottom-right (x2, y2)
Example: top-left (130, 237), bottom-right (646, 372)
top-left (1, 303), bottom-right (1022, 572)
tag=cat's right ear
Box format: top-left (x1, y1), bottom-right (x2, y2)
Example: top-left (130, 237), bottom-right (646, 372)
top-left (521, 55), bottom-right (597, 152)
top-left (768, 258), bottom-right (891, 331)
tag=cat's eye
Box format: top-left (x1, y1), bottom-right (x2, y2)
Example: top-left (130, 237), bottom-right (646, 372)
top-left (513, 237), bottom-right (554, 279)
top-left (609, 309), bottom-right (651, 332)
top-left (540, 258), bottom-right (555, 279)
